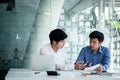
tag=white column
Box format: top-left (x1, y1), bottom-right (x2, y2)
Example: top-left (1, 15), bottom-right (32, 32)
top-left (97, 0), bottom-right (105, 29)
top-left (108, 0), bottom-right (115, 20)
top-left (23, 0), bottom-right (64, 68)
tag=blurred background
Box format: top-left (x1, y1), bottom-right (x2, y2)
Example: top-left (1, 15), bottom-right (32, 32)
top-left (0, 0), bottom-right (120, 79)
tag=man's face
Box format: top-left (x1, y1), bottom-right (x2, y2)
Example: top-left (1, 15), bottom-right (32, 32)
top-left (56, 40), bottom-right (66, 49)
top-left (89, 38), bottom-right (102, 51)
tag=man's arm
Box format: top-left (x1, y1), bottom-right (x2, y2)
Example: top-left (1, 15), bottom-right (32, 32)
top-left (74, 48), bottom-right (86, 70)
top-left (101, 48), bottom-right (111, 71)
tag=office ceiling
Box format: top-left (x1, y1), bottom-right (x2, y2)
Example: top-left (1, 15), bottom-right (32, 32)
top-left (63, 0), bottom-right (83, 13)
top-left (63, 0), bottom-right (120, 15)
top-left (0, 0), bottom-right (120, 14)
top-left (115, 0), bottom-right (120, 6)
top-left (0, 0), bottom-right (40, 11)
top-left (63, 0), bottom-right (97, 14)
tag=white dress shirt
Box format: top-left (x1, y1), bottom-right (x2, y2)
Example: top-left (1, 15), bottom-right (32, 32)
top-left (40, 43), bottom-right (68, 70)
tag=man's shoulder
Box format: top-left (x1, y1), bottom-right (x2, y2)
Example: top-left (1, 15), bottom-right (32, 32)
top-left (82, 46), bottom-right (90, 49)
top-left (99, 46), bottom-right (110, 54)
top-left (100, 46), bottom-right (109, 50)
top-left (41, 43), bottom-right (51, 50)
top-left (81, 46), bottom-right (91, 52)
top-left (40, 43), bottom-right (52, 55)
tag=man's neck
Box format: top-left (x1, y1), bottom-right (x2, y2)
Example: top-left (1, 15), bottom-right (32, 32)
top-left (51, 44), bottom-right (58, 52)
top-left (93, 49), bottom-right (99, 54)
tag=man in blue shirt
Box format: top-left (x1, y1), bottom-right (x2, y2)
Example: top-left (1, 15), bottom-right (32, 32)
top-left (74, 31), bottom-right (111, 72)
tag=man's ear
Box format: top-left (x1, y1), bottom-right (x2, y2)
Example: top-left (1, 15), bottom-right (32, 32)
top-left (53, 40), bottom-right (57, 44)
top-left (99, 42), bottom-right (103, 45)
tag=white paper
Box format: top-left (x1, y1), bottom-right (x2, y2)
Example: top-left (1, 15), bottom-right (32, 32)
top-left (84, 64), bottom-right (100, 71)
top-left (112, 73), bottom-right (120, 78)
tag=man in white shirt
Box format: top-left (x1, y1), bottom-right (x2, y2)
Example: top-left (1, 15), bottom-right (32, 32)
top-left (40, 29), bottom-right (68, 70)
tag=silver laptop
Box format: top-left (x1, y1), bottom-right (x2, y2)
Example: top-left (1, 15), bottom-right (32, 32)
top-left (31, 55), bottom-right (55, 71)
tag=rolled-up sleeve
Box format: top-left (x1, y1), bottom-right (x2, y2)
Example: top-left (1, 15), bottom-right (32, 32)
top-left (102, 48), bottom-right (111, 71)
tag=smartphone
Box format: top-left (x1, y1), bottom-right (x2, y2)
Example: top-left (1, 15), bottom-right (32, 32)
top-left (47, 71), bottom-right (60, 76)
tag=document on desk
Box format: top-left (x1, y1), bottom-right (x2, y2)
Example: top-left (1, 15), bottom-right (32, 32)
top-left (112, 73), bottom-right (120, 78)
top-left (84, 64), bottom-right (100, 71)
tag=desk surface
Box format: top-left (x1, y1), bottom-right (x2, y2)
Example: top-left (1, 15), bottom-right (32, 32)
top-left (5, 68), bottom-right (120, 80)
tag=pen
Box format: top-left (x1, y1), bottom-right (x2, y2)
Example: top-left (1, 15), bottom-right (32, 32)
top-left (81, 61), bottom-right (88, 66)
top-left (78, 61), bottom-right (84, 64)
top-left (34, 72), bottom-right (40, 74)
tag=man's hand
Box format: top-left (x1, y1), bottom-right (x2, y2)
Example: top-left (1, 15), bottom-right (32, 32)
top-left (74, 62), bottom-right (87, 70)
top-left (95, 65), bottom-right (103, 72)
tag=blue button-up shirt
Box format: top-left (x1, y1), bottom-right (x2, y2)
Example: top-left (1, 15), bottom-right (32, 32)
top-left (75, 46), bottom-right (111, 71)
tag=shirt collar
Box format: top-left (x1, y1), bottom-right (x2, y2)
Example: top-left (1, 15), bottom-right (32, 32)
top-left (89, 46), bottom-right (102, 54)
top-left (49, 43), bottom-right (59, 54)
top-left (49, 43), bottom-right (55, 53)
top-left (98, 46), bottom-right (102, 54)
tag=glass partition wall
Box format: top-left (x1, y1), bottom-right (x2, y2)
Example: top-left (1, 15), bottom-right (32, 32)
top-left (58, 0), bottom-right (120, 73)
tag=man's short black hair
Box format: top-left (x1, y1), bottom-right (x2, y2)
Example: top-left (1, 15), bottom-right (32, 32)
top-left (49, 29), bottom-right (67, 44)
top-left (89, 31), bottom-right (104, 42)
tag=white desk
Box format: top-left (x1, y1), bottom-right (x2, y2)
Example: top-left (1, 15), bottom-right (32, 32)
top-left (5, 68), bottom-right (120, 80)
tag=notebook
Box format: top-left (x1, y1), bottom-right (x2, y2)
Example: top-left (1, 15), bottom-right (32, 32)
top-left (31, 55), bottom-right (55, 71)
